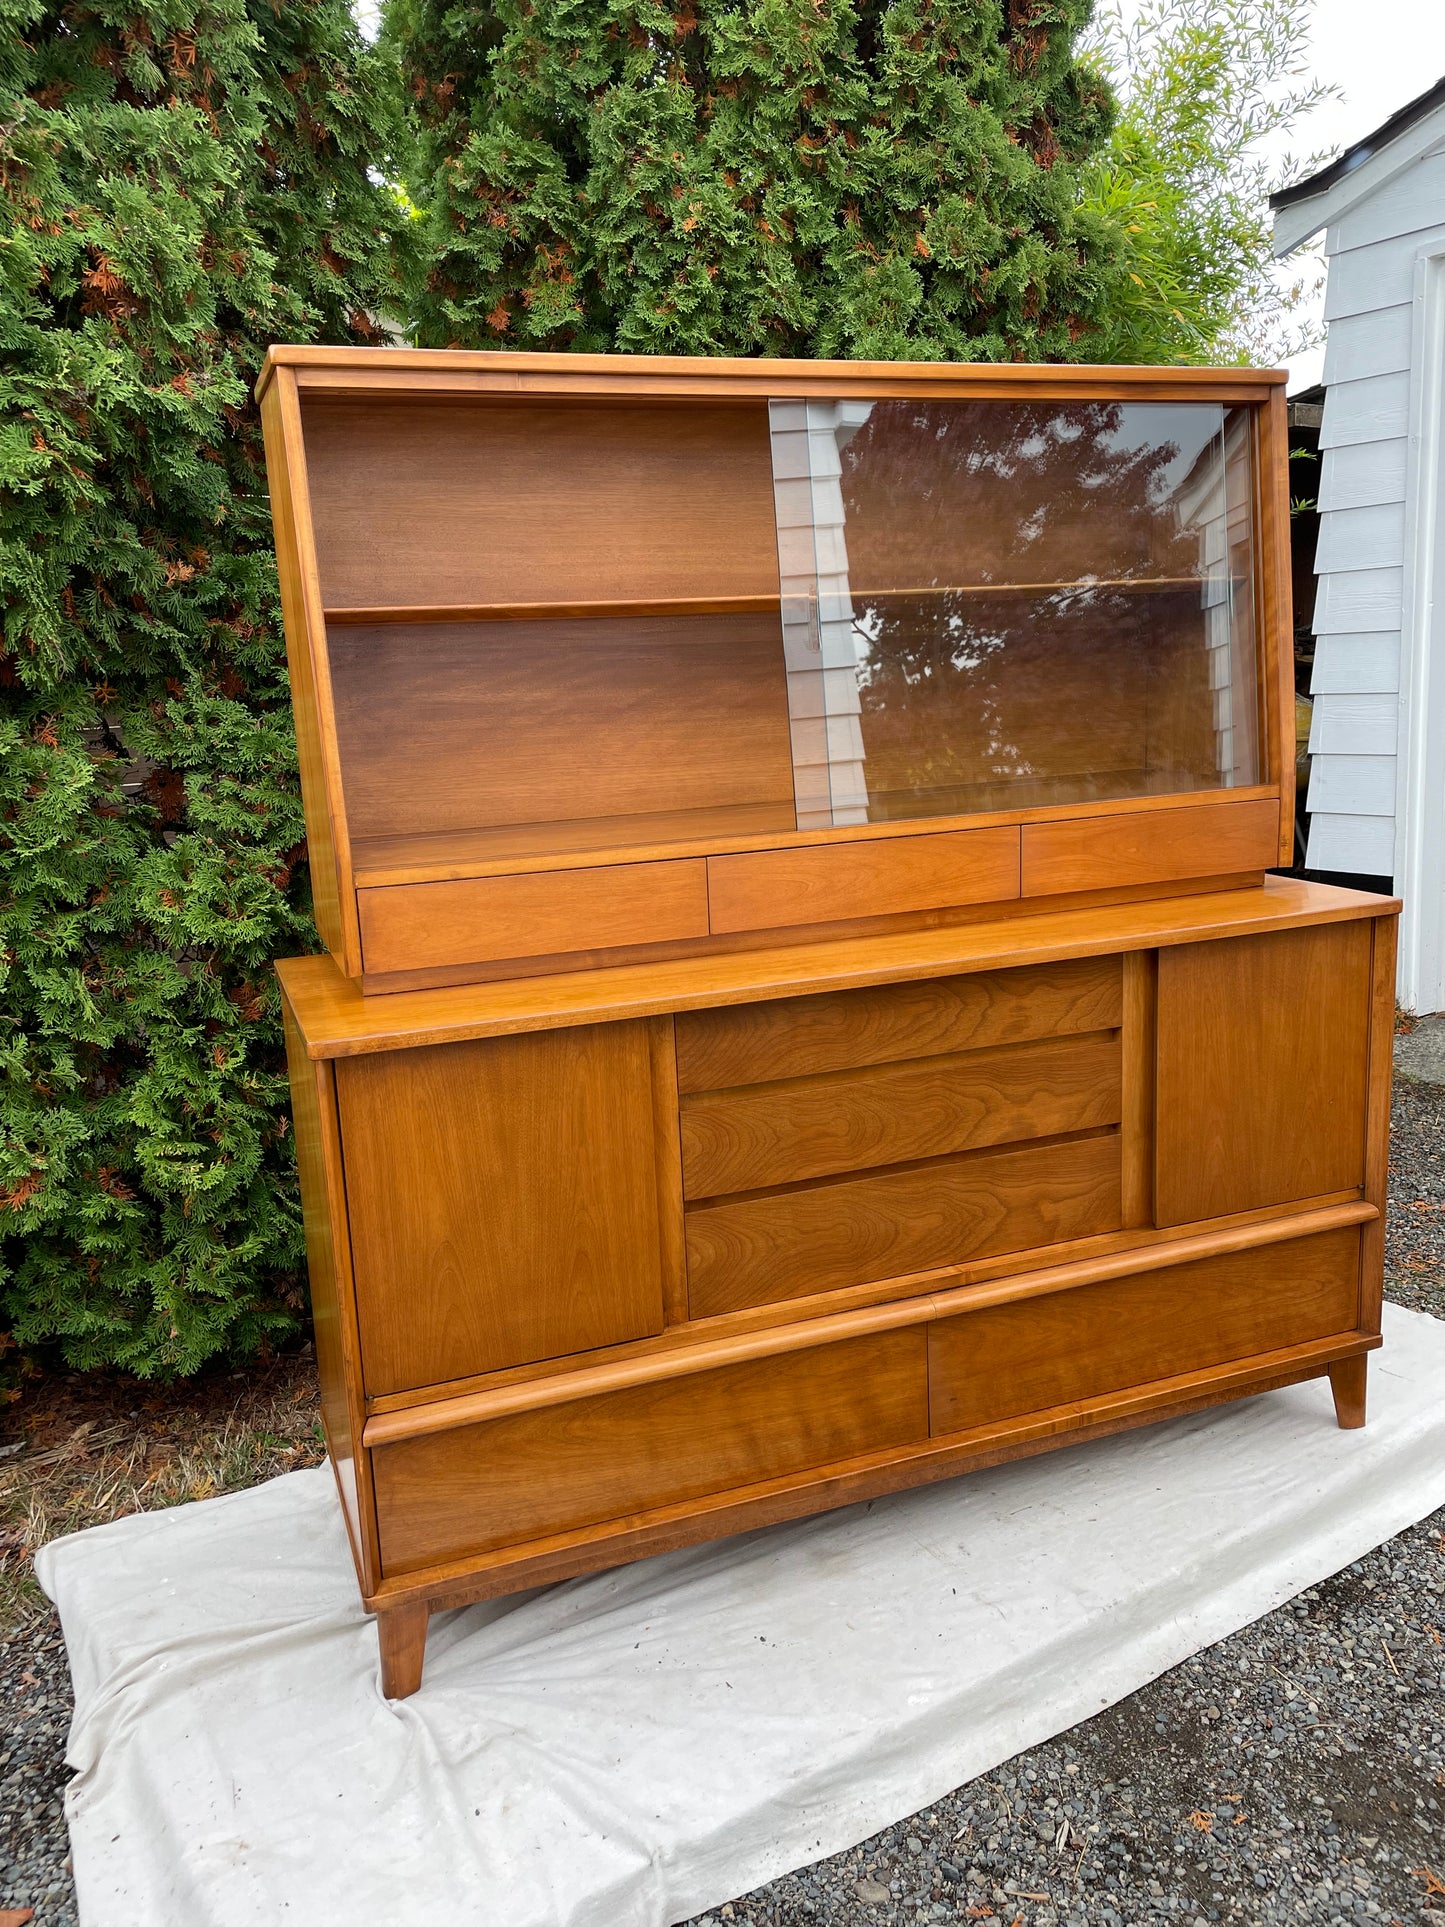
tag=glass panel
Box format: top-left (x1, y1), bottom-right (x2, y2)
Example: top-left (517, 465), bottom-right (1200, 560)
top-left (768, 398), bottom-right (1261, 830)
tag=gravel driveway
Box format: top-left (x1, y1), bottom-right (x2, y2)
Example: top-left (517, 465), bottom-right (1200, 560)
top-left (4, 1067), bottom-right (1444, 1927)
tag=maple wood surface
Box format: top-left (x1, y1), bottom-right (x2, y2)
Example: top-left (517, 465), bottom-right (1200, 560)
top-left (358, 858), bottom-right (711, 976)
top-left (302, 396), bottom-right (780, 610)
top-left (376, 1600), bottom-right (430, 1701)
top-left (707, 826), bottom-right (1022, 933)
top-left (1020, 796), bottom-right (1279, 897)
top-left (1328, 1354), bottom-right (1369, 1429)
top-left (684, 1129), bottom-right (1123, 1317)
top-left (679, 1031), bottom-right (1122, 1200)
top-left (329, 614), bottom-right (794, 844)
top-left (1155, 920), bottom-right (1373, 1226)
top-left (276, 881), bottom-right (1398, 1060)
top-left (674, 955), bottom-right (1122, 1093)
top-left (361, 1198), bottom-right (1375, 1442)
top-left (373, 1328), bottom-right (929, 1575)
top-left (928, 1226), bottom-right (1361, 1434)
top-left (335, 1021), bottom-right (666, 1396)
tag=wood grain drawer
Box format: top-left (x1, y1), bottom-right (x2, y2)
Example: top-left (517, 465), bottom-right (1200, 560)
top-left (680, 1032), bottom-right (1122, 1200)
top-left (706, 826), bottom-right (1020, 935)
top-left (685, 1131), bottom-right (1122, 1318)
top-left (928, 1226), bottom-right (1361, 1435)
top-left (372, 1328), bottom-right (928, 1575)
top-left (357, 859), bottom-right (709, 974)
top-left (1019, 797), bottom-right (1279, 897)
top-left (675, 956), bottom-right (1122, 1094)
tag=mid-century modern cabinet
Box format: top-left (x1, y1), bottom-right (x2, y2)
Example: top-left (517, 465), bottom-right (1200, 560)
top-left (261, 348), bottom-right (1397, 1699)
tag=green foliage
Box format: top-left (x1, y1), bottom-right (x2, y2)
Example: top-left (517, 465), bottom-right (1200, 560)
top-left (1081, 0), bottom-right (1332, 364)
top-left (387, 0), bottom-right (1126, 361)
top-left (0, 1), bottom-right (410, 1374)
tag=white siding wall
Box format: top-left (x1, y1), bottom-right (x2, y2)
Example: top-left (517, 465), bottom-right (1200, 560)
top-left (1306, 150), bottom-right (1445, 882)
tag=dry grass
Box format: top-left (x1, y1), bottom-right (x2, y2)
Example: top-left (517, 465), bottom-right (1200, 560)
top-left (0, 1349), bottom-right (325, 1632)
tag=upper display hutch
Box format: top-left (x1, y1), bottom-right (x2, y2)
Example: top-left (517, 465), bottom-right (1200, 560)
top-left (257, 350), bottom-right (1293, 993)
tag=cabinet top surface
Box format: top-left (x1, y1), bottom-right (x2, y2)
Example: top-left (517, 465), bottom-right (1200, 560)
top-left (256, 344), bottom-right (1288, 402)
top-left (277, 878), bottom-right (1398, 1059)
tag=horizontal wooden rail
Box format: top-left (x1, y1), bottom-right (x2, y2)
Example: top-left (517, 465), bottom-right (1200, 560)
top-left (361, 1199), bottom-right (1376, 1448)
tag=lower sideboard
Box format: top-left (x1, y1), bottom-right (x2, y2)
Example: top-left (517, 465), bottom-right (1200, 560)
top-left (276, 878), bottom-right (1398, 1698)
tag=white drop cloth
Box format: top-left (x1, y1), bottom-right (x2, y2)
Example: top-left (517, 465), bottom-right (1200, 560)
top-left (38, 1301), bottom-right (1445, 1927)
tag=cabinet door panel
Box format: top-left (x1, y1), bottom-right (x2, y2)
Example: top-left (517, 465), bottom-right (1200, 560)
top-left (337, 1023), bottom-right (665, 1395)
top-left (1155, 922), bottom-right (1372, 1225)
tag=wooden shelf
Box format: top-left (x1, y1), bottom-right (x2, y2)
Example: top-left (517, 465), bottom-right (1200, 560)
top-left (323, 577), bottom-right (1228, 627)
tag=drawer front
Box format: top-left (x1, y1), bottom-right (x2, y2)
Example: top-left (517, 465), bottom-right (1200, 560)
top-left (1020, 797), bottom-right (1280, 898)
top-left (681, 1032), bottom-right (1122, 1200)
top-left (675, 956), bottom-right (1123, 1094)
top-left (373, 1329), bottom-right (929, 1575)
top-left (928, 1226), bottom-right (1361, 1435)
top-left (1155, 922), bottom-right (1372, 1225)
top-left (337, 1022), bottom-right (666, 1396)
top-left (706, 826), bottom-right (1020, 935)
top-left (686, 1132), bottom-right (1122, 1318)
top-left (358, 858), bottom-right (709, 973)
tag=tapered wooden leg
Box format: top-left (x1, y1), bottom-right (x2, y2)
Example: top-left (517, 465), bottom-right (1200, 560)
top-left (376, 1600), bottom-right (429, 1699)
top-left (1328, 1355), bottom-right (1368, 1430)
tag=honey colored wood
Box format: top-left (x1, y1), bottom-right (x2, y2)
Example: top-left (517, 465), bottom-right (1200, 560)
top-left (362, 1198), bottom-right (1376, 1441)
top-left (1328, 1354), bottom-right (1368, 1429)
top-left (302, 396), bottom-right (781, 611)
top-left (347, 786), bottom-right (1283, 890)
top-left (282, 1005), bottom-right (378, 1591)
top-left (372, 1329), bottom-right (929, 1575)
top-left (1119, 951), bottom-right (1157, 1229)
top-left (1360, 915), bottom-right (1398, 1335)
top-left (680, 1031), bottom-right (1122, 1200)
top-left (707, 827), bottom-right (1021, 934)
top-left (928, 1226), bottom-right (1361, 1435)
top-left (325, 594), bottom-right (784, 624)
top-left (260, 380), bottom-right (351, 969)
top-left (358, 860), bottom-right (710, 976)
top-left (649, 1016), bottom-right (690, 1327)
top-left (334, 1022), bottom-right (666, 1396)
top-left (276, 881), bottom-right (1398, 1062)
top-left (1019, 796), bottom-right (1279, 897)
top-left (684, 1129), bottom-right (1123, 1317)
top-left (376, 1599), bottom-right (430, 1699)
top-left (329, 615), bottom-right (794, 847)
top-left (1259, 389), bottom-right (1298, 864)
top-left (258, 344), bottom-right (1288, 405)
top-left (1155, 921), bottom-right (1373, 1226)
top-left (367, 1335), bottom-right (1372, 1631)
top-left (675, 955), bottom-right (1122, 1094)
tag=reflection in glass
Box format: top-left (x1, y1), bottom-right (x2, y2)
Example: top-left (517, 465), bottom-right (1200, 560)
top-left (768, 399), bottom-right (1261, 830)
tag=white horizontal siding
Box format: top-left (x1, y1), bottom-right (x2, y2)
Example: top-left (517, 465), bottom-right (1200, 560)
top-left (1336, 145), bottom-right (1445, 251)
top-left (1305, 752), bottom-right (1397, 815)
top-left (1318, 438), bottom-right (1407, 511)
top-left (1320, 303), bottom-right (1413, 382)
top-left (1309, 632), bottom-right (1401, 693)
top-left (1307, 691), bottom-right (1398, 756)
top-left (1312, 500), bottom-right (1407, 573)
top-left (1323, 227), bottom-right (1445, 318)
top-left (1318, 371), bottom-right (1411, 448)
top-left (1304, 810), bottom-right (1396, 875)
top-left (1311, 566), bottom-right (1403, 634)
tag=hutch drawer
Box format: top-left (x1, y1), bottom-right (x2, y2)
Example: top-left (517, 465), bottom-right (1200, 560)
top-left (705, 827), bottom-right (1021, 935)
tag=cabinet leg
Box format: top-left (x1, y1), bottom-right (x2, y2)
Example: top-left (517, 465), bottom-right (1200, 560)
top-left (376, 1600), bottom-right (429, 1699)
top-left (1328, 1355), bottom-right (1368, 1430)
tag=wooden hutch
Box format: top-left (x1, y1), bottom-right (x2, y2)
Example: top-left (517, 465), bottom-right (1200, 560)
top-left (260, 348), bottom-right (1398, 1699)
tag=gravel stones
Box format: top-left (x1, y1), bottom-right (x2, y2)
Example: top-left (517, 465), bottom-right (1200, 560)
top-left (0, 1618), bottom-right (76, 1926)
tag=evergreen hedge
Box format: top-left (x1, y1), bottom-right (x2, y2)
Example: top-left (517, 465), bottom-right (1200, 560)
top-left (390, 0), bottom-right (1122, 360)
top-left (0, 2), bottom-right (409, 1375)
